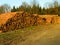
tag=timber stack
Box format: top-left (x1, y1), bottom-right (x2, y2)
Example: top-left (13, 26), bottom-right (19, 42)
top-left (0, 11), bottom-right (58, 32)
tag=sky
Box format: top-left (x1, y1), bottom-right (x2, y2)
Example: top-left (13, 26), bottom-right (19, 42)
top-left (0, 0), bottom-right (59, 8)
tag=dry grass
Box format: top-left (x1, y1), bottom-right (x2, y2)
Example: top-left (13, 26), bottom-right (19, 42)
top-left (0, 24), bottom-right (57, 45)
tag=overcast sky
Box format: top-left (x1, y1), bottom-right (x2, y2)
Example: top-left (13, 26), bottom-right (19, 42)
top-left (0, 0), bottom-right (59, 8)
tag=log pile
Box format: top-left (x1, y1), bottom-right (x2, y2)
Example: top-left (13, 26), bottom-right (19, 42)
top-left (37, 15), bottom-right (58, 24)
top-left (0, 12), bottom-right (58, 32)
top-left (57, 17), bottom-right (60, 24)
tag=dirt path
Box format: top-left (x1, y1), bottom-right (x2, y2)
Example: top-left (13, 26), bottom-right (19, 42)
top-left (17, 24), bottom-right (60, 45)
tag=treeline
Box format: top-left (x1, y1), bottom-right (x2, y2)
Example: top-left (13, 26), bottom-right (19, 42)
top-left (11, 0), bottom-right (58, 15)
top-left (0, 0), bottom-right (59, 15)
top-left (58, 5), bottom-right (60, 16)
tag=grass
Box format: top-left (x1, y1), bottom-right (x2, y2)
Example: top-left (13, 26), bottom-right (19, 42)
top-left (0, 26), bottom-right (40, 45)
top-left (0, 24), bottom-right (57, 45)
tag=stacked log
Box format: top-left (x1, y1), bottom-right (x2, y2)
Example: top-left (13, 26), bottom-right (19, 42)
top-left (0, 12), bottom-right (33, 32)
top-left (37, 15), bottom-right (58, 24)
top-left (57, 17), bottom-right (60, 24)
top-left (0, 12), bottom-right (58, 32)
top-left (31, 14), bottom-right (38, 26)
top-left (51, 16), bottom-right (58, 24)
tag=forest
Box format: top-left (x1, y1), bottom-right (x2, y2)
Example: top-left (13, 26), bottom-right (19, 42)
top-left (0, 0), bottom-right (59, 15)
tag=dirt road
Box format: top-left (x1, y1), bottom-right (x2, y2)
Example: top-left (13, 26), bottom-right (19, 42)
top-left (18, 24), bottom-right (60, 45)
top-left (1, 24), bottom-right (60, 45)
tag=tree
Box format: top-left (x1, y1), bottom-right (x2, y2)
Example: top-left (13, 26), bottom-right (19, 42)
top-left (18, 2), bottom-right (30, 12)
top-left (11, 6), bottom-right (17, 12)
top-left (53, 0), bottom-right (58, 14)
top-left (53, 0), bottom-right (58, 8)
top-left (0, 6), bottom-right (4, 14)
top-left (0, 4), bottom-right (11, 14)
top-left (58, 5), bottom-right (60, 16)
top-left (47, 0), bottom-right (58, 14)
top-left (31, 0), bottom-right (40, 14)
top-left (3, 4), bottom-right (11, 12)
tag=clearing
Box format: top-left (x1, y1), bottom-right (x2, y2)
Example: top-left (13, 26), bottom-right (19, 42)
top-left (0, 24), bottom-right (60, 45)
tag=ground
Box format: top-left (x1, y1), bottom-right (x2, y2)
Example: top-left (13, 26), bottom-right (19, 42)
top-left (0, 24), bottom-right (60, 45)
